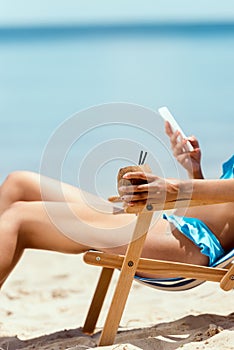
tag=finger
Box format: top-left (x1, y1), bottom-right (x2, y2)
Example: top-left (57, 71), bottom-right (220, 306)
top-left (122, 187), bottom-right (166, 202)
top-left (119, 185), bottom-right (144, 194)
top-left (187, 136), bottom-right (200, 150)
top-left (182, 139), bottom-right (192, 153)
top-left (127, 199), bottom-right (147, 207)
top-left (165, 121), bottom-right (173, 136)
top-left (122, 172), bottom-right (156, 182)
top-left (136, 183), bottom-right (163, 194)
top-left (122, 192), bottom-right (149, 202)
top-left (170, 131), bottom-right (182, 151)
top-left (108, 196), bottom-right (122, 202)
top-left (173, 137), bottom-right (187, 156)
top-left (126, 195), bottom-right (166, 207)
top-left (136, 183), bottom-right (149, 191)
top-left (122, 171), bottom-right (147, 180)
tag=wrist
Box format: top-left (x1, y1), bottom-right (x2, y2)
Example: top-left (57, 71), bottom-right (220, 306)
top-left (166, 179), bottom-right (190, 202)
top-left (178, 180), bottom-right (194, 200)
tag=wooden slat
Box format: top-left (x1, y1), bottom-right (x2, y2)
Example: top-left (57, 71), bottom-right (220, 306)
top-left (124, 198), bottom-right (227, 214)
top-left (98, 211), bottom-right (153, 346)
top-left (84, 251), bottom-right (227, 283)
top-left (220, 262), bottom-right (234, 291)
top-left (83, 267), bottom-right (114, 335)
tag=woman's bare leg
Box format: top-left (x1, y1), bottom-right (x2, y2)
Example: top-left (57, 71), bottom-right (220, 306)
top-left (0, 201), bottom-right (91, 286)
top-left (0, 172), bottom-right (231, 256)
top-left (0, 198), bottom-right (207, 287)
top-left (0, 171), bottom-right (88, 214)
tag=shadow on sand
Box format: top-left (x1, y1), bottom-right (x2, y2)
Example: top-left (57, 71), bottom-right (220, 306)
top-left (0, 313), bottom-right (233, 350)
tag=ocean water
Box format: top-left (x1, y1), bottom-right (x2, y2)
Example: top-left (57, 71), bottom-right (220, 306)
top-left (1, 23), bottom-right (234, 196)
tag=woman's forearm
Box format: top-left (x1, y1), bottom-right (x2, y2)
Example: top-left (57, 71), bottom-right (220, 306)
top-left (118, 171), bottom-right (234, 208)
top-left (179, 179), bottom-right (234, 204)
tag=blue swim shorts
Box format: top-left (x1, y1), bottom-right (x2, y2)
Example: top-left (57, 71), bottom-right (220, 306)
top-left (163, 214), bottom-right (225, 266)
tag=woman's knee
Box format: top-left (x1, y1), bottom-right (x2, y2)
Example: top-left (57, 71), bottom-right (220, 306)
top-left (1, 171), bottom-right (38, 203)
top-left (1, 200), bottom-right (25, 223)
top-left (0, 202), bottom-right (26, 247)
top-left (2, 171), bottom-right (25, 194)
top-left (3, 171), bottom-right (36, 188)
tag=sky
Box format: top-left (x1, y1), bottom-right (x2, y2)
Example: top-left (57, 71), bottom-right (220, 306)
top-left (1, 0), bottom-right (234, 26)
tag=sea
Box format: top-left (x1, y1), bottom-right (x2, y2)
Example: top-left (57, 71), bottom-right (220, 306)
top-left (1, 22), bottom-right (234, 197)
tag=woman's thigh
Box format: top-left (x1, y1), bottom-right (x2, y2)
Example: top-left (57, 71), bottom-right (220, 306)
top-left (17, 200), bottom-right (135, 252)
top-left (15, 199), bottom-right (207, 266)
top-left (140, 218), bottom-right (208, 266)
top-left (3, 171), bottom-right (92, 203)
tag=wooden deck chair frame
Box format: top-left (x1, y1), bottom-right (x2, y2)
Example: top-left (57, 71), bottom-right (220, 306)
top-left (82, 199), bottom-right (234, 347)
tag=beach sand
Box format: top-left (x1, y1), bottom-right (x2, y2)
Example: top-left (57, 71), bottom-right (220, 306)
top-left (0, 250), bottom-right (233, 350)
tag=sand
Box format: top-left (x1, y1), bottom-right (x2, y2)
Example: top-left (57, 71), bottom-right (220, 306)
top-left (0, 250), bottom-right (233, 350)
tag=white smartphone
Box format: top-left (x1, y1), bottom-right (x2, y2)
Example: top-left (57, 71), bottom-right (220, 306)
top-left (158, 106), bottom-right (193, 151)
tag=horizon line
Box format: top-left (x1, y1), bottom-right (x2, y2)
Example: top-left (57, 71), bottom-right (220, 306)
top-left (1, 20), bottom-right (234, 41)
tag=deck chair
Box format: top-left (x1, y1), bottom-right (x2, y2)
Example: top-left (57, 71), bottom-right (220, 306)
top-left (82, 170), bottom-right (234, 346)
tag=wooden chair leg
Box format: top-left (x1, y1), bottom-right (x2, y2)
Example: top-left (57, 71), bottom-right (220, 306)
top-left (83, 267), bottom-right (114, 335)
top-left (98, 211), bottom-right (153, 346)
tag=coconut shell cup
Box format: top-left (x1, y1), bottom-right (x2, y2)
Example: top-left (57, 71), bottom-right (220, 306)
top-left (117, 164), bottom-right (151, 197)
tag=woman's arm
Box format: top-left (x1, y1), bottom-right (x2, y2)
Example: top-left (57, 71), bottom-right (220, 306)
top-left (120, 173), bottom-right (234, 207)
top-left (180, 178), bottom-right (234, 203)
top-left (118, 121), bottom-right (233, 208)
top-left (165, 121), bottom-right (204, 179)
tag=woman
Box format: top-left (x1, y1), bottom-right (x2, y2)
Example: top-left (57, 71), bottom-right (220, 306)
top-left (0, 122), bottom-right (233, 288)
